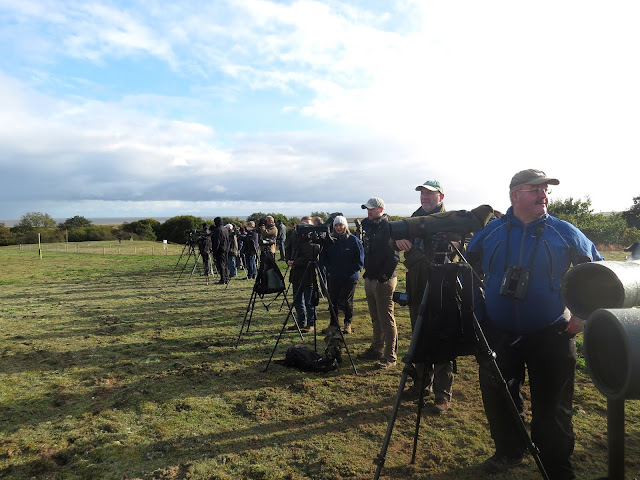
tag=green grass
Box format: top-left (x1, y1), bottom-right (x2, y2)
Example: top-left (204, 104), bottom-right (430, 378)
top-left (0, 245), bottom-right (638, 479)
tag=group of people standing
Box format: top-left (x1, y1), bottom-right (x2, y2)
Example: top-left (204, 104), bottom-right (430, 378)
top-left (196, 217), bottom-right (265, 284)
top-left (277, 168), bottom-right (602, 480)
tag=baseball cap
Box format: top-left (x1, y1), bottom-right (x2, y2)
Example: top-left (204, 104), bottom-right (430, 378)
top-left (361, 197), bottom-right (385, 209)
top-left (415, 180), bottom-right (444, 194)
top-left (509, 169), bottom-right (560, 190)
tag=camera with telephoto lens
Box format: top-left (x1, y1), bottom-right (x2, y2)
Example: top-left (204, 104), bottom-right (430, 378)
top-left (392, 291), bottom-right (409, 306)
top-left (499, 265), bottom-right (530, 299)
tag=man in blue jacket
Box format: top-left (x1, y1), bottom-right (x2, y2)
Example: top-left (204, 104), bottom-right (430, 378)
top-left (467, 169), bottom-right (603, 479)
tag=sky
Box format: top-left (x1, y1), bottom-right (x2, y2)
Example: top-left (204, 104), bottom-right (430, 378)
top-left (1, 0), bottom-right (639, 223)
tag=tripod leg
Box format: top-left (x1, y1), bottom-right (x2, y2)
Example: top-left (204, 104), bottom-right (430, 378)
top-left (236, 288), bottom-right (258, 347)
top-left (410, 365), bottom-right (431, 463)
top-left (374, 366), bottom-right (412, 480)
top-left (281, 291), bottom-right (304, 341)
top-left (264, 312), bottom-right (291, 372)
top-left (173, 244), bottom-right (189, 273)
top-left (315, 264), bottom-right (358, 375)
top-left (176, 247), bottom-right (195, 284)
top-left (264, 282), bottom-right (308, 371)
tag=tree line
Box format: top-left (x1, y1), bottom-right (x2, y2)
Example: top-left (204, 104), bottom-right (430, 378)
top-left (2, 197), bottom-right (640, 248)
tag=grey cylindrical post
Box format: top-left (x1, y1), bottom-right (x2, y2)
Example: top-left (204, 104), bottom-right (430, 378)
top-left (584, 308), bottom-right (640, 400)
top-left (562, 261), bottom-right (640, 319)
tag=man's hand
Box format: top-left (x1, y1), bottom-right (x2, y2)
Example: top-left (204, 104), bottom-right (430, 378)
top-left (287, 260), bottom-right (294, 266)
top-left (395, 239), bottom-right (413, 251)
top-left (566, 315), bottom-right (586, 335)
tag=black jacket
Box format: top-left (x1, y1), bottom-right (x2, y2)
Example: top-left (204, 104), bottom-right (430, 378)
top-left (361, 215), bottom-right (400, 282)
top-left (211, 217), bottom-right (229, 254)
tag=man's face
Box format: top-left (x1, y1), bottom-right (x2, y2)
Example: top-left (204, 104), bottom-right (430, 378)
top-left (367, 206), bottom-right (383, 220)
top-left (266, 217), bottom-right (274, 226)
top-left (419, 188), bottom-right (444, 212)
top-left (511, 183), bottom-right (550, 223)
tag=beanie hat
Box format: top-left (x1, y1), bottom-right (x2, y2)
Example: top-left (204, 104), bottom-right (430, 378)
top-left (333, 215), bottom-right (348, 227)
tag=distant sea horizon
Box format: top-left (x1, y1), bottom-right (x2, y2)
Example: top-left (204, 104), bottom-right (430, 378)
top-left (0, 216), bottom-right (251, 227)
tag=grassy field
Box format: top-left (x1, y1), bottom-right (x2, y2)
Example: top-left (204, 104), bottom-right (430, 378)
top-left (0, 242), bottom-right (638, 480)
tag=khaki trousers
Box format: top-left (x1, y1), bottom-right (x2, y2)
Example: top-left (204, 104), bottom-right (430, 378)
top-left (364, 277), bottom-right (398, 362)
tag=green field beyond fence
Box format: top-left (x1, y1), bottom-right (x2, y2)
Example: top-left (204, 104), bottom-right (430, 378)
top-left (0, 246), bottom-right (638, 480)
top-left (14, 240), bottom-right (186, 256)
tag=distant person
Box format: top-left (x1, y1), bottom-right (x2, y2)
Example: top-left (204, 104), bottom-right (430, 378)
top-left (226, 224), bottom-right (238, 278)
top-left (276, 219), bottom-right (287, 261)
top-left (211, 217), bottom-right (230, 284)
top-left (242, 221), bottom-right (259, 280)
top-left (260, 216), bottom-right (278, 261)
top-left (197, 222), bottom-right (213, 276)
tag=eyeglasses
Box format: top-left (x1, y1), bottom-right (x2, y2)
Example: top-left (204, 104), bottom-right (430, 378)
top-left (517, 187), bottom-right (551, 195)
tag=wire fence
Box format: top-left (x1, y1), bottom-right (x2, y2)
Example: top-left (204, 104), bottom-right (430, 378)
top-left (13, 241), bottom-right (185, 256)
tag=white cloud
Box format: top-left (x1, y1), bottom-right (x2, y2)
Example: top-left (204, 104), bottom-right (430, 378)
top-left (1, 0), bottom-right (640, 222)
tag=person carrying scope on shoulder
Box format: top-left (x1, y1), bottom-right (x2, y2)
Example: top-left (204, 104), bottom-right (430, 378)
top-left (395, 180), bottom-right (456, 414)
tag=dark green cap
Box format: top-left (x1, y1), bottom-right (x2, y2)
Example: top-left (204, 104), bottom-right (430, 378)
top-left (415, 180), bottom-right (444, 194)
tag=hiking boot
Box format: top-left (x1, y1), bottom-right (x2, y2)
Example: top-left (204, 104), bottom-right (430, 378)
top-left (321, 325), bottom-right (339, 334)
top-left (429, 399), bottom-right (450, 414)
top-left (343, 322), bottom-right (352, 334)
top-left (481, 454), bottom-right (524, 474)
top-left (302, 325), bottom-right (315, 333)
top-left (357, 348), bottom-right (382, 360)
top-left (375, 359), bottom-right (397, 369)
top-left (402, 384), bottom-right (432, 400)
top-left (288, 323), bottom-right (305, 331)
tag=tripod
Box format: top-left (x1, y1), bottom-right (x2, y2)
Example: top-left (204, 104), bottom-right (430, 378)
top-left (373, 260), bottom-right (549, 480)
top-left (236, 250), bottom-right (292, 347)
top-left (263, 259), bottom-right (358, 374)
top-left (175, 242), bottom-right (216, 284)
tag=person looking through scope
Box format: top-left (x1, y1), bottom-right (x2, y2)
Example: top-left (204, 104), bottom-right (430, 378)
top-left (358, 197), bottom-right (401, 370)
top-left (259, 216), bottom-right (278, 261)
top-left (467, 169), bottom-right (603, 478)
top-left (320, 215), bottom-right (364, 335)
top-left (196, 222), bottom-right (212, 276)
top-left (241, 221), bottom-right (259, 280)
top-left (211, 217), bottom-right (230, 284)
top-left (285, 216), bottom-right (319, 333)
top-left (226, 224), bottom-right (238, 279)
top-left (395, 180), bottom-right (456, 414)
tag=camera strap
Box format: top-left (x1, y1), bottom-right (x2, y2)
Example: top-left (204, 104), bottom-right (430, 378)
top-left (504, 220), bottom-right (546, 272)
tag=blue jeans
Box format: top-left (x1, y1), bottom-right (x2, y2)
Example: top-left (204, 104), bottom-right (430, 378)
top-left (292, 283), bottom-right (315, 327)
top-left (228, 255), bottom-right (237, 277)
top-left (245, 253), bottom-right (257, 279)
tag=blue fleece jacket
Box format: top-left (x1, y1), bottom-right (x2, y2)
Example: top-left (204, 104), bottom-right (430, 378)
top-left (322, 233), bottom-right (364, 281)
top-left (467, 208), bottom-right (603, 335)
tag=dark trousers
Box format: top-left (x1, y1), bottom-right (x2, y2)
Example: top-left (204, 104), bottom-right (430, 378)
top-left (327, 277), bottom-right (358, 327)
top-left (479, 322), bottom-right (577, 479)
top-left (214, 251), bottom-right (229, 283)
top-left (198, 245), bottom-right (212, 275)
